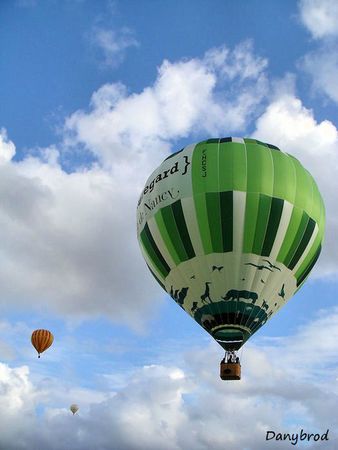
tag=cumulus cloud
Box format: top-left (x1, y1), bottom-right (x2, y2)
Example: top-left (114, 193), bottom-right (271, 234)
top-left (300, 45), bottom-right (338, 104)
top-left (0, 130), bottom-right (161, 329)
top-left (91, 26), bottom-right (139, 68)
top-left (0, 309), bottom-right (338, 450)
top-left (65, 40), bottom-right (268, 168)
top-left (253, 91), bottom-right (338, 277)
top-left (0, 128), bottom-right (16, 164)
top-left (299, 0), bottom-right (338, 39)
top-left (0, 42), bottom-right (269, 327)
top-left (298, 0), bottom-right (338, 103)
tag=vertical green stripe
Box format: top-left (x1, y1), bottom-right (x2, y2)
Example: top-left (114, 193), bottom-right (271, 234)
top-left (243, 192), bottom-right (260, 253)
top-left (289, 155), bottom-right (314, 214)
top-left (194, 194), bottom-right (213, 253)
top-left (309, 177), bottom-right (322, 225)
top-left (283, 212), bottom-right (309, 267)
top-left (271, 151), bottom-right (296, 203)
top-left (252, 194), bottom-right (272, 255)
top-left (220, 191), bottom-right (233, 252)
top-left (218, 142), bottom-right (247, 191)
top-left (318, 193), bottom-right (326, 240)
top-left (154, 211), bottom-right (180, 265)
top-left (171, 200), bottom-right (196, 259)
top-left (261, 197), bottom-right (284, 256)
top-left (245, 142), bottom-right (274, 194)
top-left (140, 223), bottom-right (170, 278)
top-left (160, 206), bottom-right (188, 262)
top-left (191, 141), bottom-right (220, 194)
top-left (206, 193), bottom-right (223, 252)
top-left (295, 231), bottom-right (322, 279)
top-left (288, 218), bottom-right (316, 270)
top-left (277, 206), bottom-right (303, 263)
top-left (296, 245), bottom-right (321, 286)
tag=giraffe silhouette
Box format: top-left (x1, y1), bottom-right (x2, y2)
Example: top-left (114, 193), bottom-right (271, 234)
top-left (278, 283), bottom-right (285, 299)
top-left (201, 282), bottom-right (212, 304)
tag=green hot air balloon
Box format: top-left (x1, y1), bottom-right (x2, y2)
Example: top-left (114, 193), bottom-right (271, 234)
top-left (136, 137), bottom-right (325, 380)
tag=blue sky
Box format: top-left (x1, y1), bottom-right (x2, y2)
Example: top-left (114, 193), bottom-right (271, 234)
top-left (0, 0), bottom-right (338, 449)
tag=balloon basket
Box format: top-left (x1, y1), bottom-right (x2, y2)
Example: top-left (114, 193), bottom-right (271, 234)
top-left (220, 362), bottom-right (241, 380)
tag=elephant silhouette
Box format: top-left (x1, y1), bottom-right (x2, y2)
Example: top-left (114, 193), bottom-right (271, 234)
top-left (222, 289), bottom-right (258, 304)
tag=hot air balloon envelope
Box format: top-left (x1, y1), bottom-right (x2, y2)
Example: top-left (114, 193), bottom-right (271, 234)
top-left (70, 404), bottom-right (79, 415)
top-left (31, 329), bottom-right (54, 358)
top-left (137, 137), bottom-right (325, 351)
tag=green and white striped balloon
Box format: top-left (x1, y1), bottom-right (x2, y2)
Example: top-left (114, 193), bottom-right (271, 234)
top-left (137, 138), bottom-right (325, 351)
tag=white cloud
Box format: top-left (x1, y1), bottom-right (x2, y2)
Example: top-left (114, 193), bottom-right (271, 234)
top-left (0, 310), bottom-right (338, 449)
top-left (0, 128), bottom-right (16, 164)
top-left (0, 131), bottom-right (160, 329)
top-left (298, 1), bottom-right (338, 104)
top-left (299, 0), bottom-right (338, 39)
top-left (0, 44), bottom-right (269, 326)
top-left (65, 41), bottom-right (268, 168)
top-left (300, 45), bottom-right (338, 103)
top-left (204, 40), bottom-right (268, 81)
top-left (91, 26), bottom-right (139, 67)
top-left (253, 91), bottom-right (338, 277)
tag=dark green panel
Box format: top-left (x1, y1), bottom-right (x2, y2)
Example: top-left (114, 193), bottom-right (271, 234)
top-left (288, 218), bottom-right (316, 270)
top-left (171, 200), bottom-right (196, 259)
top-left (243, 192), bottom-right (260, 253)
top-left (252, 194), bottom-right (272, 255)
top-left (140, 224), bottom-right (170, 278)
top-left (160, 206), bottom-right (188, 262)
top-left (205, 192), bottom-right (223, 252)
top-left (296, 245), bottom-right (322, 286)
top-left (261, 197), bottom-right (284, 256)
top-left (283, 212), bottom-right (309, 267)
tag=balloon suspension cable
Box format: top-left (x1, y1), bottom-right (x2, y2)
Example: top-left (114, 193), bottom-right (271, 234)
top-left (222, 350), bottom-right (240, 364)
top-left (239, 346), bottom-right (244, 362)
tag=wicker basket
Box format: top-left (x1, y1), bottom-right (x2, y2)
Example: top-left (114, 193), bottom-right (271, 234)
top-left (220, 362), bottom-right (241, 380)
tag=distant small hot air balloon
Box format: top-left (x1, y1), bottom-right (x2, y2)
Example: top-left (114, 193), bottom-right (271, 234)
top-left (31, 329), bottom-right (54, 358)
top-left (70, 404), bottom-right (79, 415)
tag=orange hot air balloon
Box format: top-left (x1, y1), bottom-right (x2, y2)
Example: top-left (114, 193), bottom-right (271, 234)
top-left (31, 329), bottom-right (54, 358)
